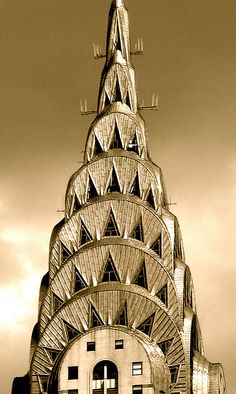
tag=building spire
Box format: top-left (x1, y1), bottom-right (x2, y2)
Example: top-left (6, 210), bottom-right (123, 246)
top-left (97, 0), bottom-right (136, 115)
top-left (12, 3), bottom-right (227, 394)
top-left (106, 0), bottom-right (130, 63)
top-left (85, 0), bottom-right (151, 164)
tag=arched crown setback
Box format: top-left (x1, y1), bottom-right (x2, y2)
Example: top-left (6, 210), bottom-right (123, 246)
top-left (12, 1), bottom-right (227, 393)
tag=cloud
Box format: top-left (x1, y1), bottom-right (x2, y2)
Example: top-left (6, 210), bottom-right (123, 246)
top-left (1, 227), bottom-right (31, 244)
top-left (0, 263), bottom-right (41, 331)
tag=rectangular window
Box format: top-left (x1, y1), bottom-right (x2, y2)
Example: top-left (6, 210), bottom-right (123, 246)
top-left (87, 341), bottom-right (96, 351)
top-left (132, 385), bottom-right (143, 394)
top-left (68, 390), bottom-right (78, 394)
top-left (132, 362), bottom-right (143, 376)
top-left (68, 366), bottom-right (78, 380)
top-left (115, 339), bottom-right (124, 349)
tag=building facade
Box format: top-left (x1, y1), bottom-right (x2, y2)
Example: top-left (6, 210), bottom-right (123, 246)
top-left (12, 1), bottom-right (226, 393)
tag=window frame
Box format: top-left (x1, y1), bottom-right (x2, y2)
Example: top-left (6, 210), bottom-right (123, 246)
top-left (115, 339), bottom-right (124, 349)
top-left (132, 362), bottom-right (143, 376)
top-left (87, 341), bottom-right (96, 351)
top-left (132, 385), bottom-right (143, 394)
top-left (68, 366), bottom-right (78, 380)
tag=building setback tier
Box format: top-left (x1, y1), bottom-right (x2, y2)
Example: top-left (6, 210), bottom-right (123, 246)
top-left (12, 1), bottom-right (227, 394)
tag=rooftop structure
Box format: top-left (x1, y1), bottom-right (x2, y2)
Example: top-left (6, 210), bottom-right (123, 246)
top-left (12, 1), bottom-right (226, 393)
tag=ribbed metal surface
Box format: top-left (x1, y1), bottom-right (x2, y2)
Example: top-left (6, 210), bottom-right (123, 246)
top-left (12, 1), bottom-right (226, 393)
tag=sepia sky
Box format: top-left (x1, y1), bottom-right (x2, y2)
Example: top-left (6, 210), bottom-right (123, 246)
top-left (0, 0), bottom-right (236, 392)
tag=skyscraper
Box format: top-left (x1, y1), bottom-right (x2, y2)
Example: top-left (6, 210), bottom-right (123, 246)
top-left (12, 1), bottom-right (226, 393)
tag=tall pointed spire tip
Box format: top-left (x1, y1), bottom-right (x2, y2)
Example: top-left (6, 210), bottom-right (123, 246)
top-left (112, 0), bottom-right (125, 7)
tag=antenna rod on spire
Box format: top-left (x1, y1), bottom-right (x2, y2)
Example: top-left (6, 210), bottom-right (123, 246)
top-left (139, 94), bottom-right (158, 111)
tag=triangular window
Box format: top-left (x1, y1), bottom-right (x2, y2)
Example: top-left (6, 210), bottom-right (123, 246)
top-left (61, 242), bottom-right (71, 263)
top-left (101, 255), bottom-right (120, 282)
top-left (129, 173), bottom-right (140, 197)
top-left (126, 91), bottom-right (132, 109)
top-left (169, 365), bottom-right (180, 384)
top-left (157, 284), bottom-right (168, 306)
top-left (63, 320), bottom-right (80, 341)
top-left (157, 338), bottom-right (173, 355)
top-left (74, 268), bottom-right (87, 293)
top-left (53, 292), bottom-right (63, 313)
top-left (130, 217), bottom-right (143, 242)
top-left (87, 175), bottom-right (98, 200)
top-left (110, 122), bottom-right (122, 149)
top-left (127, 133), bottom-right (138, 154)
top-left (115, 24), bottom-right (122, 52)
top-left (146, 188), bottom-right (155, 210)
top-left (105, 91), bottom-right (110, 108)
top-left (115, 303), bottom-right (128, 325)
top-left (137, 313), bottom-right (155, 336)
top-left (45, 348), bottom-right (60, 362)
top-left (38, 375), bottom-right (48, 393)
top-left (91, 305), bottom-right (103, 328)
top-left (94, 135), bottom-right (103, 155)
top-left (104, 211), bottom-right (120, 237)
top-left (133, 262), bottom-right (147, 289)
top-left (80, 220), bottom-right (92, 245)
top-left (73, 193), bottom-right (81, 213)
top-left (115, 78), bottom-right (122, 102)
top-left (107, 167), bottom-right (120, 193)
top-left (151, 234), bottom-right (162, 257)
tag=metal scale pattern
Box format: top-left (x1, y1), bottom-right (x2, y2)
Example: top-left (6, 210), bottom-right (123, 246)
top-left (12, 1), bottom-right (226, 393)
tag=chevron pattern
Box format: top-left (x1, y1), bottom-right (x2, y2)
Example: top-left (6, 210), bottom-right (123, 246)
top-left (12, 1), bottom-right (226, 394)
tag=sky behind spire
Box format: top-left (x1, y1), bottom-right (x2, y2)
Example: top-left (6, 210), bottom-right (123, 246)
top-left (0, 0), bottom-right (236, 392)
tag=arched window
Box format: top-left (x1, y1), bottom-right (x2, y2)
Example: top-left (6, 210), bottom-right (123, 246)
top-left (93, 360), bottom-right (118, 394)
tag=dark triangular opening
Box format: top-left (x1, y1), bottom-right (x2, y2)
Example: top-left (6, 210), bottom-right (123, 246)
top-left (115, 77), bottom-right (122, 102)
top-left (107, 167), bottom-right (120, 193)
top-left (39, 375), bottom-right (48, 392)
top-left (110, 122), bottom-right (122, 149)
top-left (115, 23), bottom-right (122, 52)
top-left (91, 305), bottom-right (103, 328)
top-left (73, 193), bottom-right (81, 213)
top-left (127, 132), bottom-right (138, 154)
top-left (157, 338), bottom-right (174, 355)
top-left (53, 293), bottom-right (63, 313)
top-left (80, 220), bottom-right (92, 245)
top-left (130, 217), bottom-right (143, 242)
top-left (101, 255), bottom-right (120, 282)
top-left (87, 175), bottom-right (98, 200)
top-left (169, 365), bottom-right (180, 384)
top-left (115, 303), bottom-right (128, 325)
top-left (74, 268), bottom-right (88, 292)
top-left (45, 348), bottom-right (60, 362)
top-left (105, 91), bottom-right (110, 108)
top-left (157, 284), bottom-right (168, 306)
top-left (125, 91), bottom-right (132, 109)
top-left (133, 262), bottom-right (147, 289)
top-left (146, 188), bottom-right (155, 210)
top-left (61, 242), bottom-right (71, 262)
top-left (137, 312), bottom-right (155, 336)
top-left (129, 173), bottom-right (140, 197)
top-left (94, 135), bottom-right (103, 155)
top-left (63, 320), bottom-right (80, 341)
top-left (104, 210), bottom-right (120, 237)
top-left (151, 234), bottom-right (162, 257)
